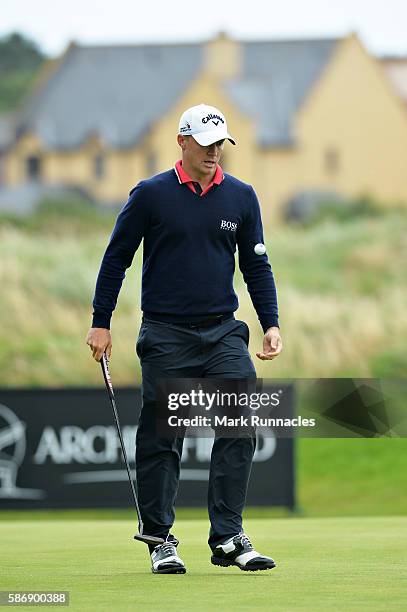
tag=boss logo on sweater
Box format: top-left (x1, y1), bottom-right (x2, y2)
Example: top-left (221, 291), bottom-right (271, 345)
top-left (220, 220), bottom-right (237, 231)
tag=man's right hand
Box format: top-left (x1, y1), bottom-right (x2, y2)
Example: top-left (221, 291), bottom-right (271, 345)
top-left (86, 327), bottom-right (112, 362)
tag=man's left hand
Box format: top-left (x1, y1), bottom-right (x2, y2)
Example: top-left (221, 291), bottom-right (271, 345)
top-left (256, 326), bottom-right (283, 361)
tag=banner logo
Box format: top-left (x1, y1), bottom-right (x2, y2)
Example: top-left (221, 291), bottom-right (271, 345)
top-left (0, 404), bottom-right (45, 499)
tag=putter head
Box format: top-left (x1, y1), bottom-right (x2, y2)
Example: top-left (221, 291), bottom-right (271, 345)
top-left (134, 533), bottom-right (165, 546)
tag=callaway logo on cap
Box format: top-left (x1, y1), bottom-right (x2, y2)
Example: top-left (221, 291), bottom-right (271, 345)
top-left (178, 104), bottom-right (236, 146)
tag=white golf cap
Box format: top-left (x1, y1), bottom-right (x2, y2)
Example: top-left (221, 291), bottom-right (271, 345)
top-left (178, 103), bottom-right (236, 146)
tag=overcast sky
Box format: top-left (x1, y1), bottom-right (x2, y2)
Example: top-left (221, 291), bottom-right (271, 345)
top-left (1, 0), bottom-right (406, 57)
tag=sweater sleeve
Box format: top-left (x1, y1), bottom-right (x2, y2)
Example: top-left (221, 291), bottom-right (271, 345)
top-left (91, 182), bottom-right (149, 329)
top-left (236, 186), bottom-right (279, 332)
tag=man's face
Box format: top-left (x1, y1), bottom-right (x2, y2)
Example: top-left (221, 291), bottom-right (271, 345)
top-left (177, 135), bottom-right (225, 177)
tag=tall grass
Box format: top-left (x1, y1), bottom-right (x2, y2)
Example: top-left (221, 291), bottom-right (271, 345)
top-left (1, 205), bottom-right (407, 386)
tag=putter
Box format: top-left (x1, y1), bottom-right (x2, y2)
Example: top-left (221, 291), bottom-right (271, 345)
top-left (100, 352), bottom-right (164, 547)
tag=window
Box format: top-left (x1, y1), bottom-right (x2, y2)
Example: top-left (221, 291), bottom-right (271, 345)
top-left (324, 148), bottom-right (340, 175)
top-left (93, 153), bottom-right (105, 180)
top-left (26, 155), bottom-right (41, 181)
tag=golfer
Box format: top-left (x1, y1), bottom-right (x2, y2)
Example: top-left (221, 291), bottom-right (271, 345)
top-left (86, 103), bottom-right (283, 574)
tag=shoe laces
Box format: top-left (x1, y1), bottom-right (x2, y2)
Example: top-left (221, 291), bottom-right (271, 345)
top-left (236, 533), bottom-right (253, 550)
top-left (155, 541), bottom-right (177, 556)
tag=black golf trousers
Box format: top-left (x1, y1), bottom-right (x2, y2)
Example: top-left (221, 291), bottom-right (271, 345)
top-left (135, 316), bottom-right (256, 550)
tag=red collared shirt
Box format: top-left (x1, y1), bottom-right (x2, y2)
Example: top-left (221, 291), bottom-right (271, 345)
top-left (174, 160), bottom-right (224, 197)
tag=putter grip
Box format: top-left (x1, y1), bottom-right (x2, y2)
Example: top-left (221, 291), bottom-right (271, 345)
top-left (101, 353), bottom-right (114, 397)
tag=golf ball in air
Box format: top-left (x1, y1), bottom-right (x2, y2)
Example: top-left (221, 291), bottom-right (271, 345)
top-left (254, 243), bottom-right (266, 255)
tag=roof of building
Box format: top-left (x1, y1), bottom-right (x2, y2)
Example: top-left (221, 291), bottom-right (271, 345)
top-left (0, 114), bottom-right (14, 151)
top-left (15, 37), bottom-right (340, 150)
top-left (225, 38), bottom-right (339, 146)
top-left (17, 43), bottom-right (204, 149)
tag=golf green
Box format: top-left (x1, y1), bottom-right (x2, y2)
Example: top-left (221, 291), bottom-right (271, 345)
top-left (1, 516), bottom-right (405, 611)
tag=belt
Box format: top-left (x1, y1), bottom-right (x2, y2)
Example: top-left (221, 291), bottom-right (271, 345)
top-left (142, 312), bottom-right (234, 328)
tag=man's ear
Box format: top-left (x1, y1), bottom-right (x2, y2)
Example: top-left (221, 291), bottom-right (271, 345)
top-left (177, 134), bottom-right (188, 151)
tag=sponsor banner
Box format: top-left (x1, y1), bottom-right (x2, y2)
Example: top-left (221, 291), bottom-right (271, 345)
top-left (0, 387), bottom-right (295, 510)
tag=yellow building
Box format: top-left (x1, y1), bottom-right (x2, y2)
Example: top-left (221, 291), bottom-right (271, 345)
top-left (3, 33), bottom-right (407, 222)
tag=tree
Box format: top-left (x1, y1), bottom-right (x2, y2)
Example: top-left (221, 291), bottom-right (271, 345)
top-left (0, 32), bottom-right (46, 112)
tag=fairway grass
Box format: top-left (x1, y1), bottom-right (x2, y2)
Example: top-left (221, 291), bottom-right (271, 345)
top-left (1, 516), bottom-right (406, 611)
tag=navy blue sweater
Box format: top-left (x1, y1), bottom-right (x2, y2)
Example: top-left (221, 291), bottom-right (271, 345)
top-left (92, 169), bottom-right (279, 332)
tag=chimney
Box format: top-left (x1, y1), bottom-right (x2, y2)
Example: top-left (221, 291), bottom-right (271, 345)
top-left (204, 32), bottom-right (241, 79)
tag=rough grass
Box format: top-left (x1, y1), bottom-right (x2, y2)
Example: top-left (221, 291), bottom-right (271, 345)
top-left (1, 207), bottom-right (407, 386)
top-left (0, 516), bottom-right (405, 611)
